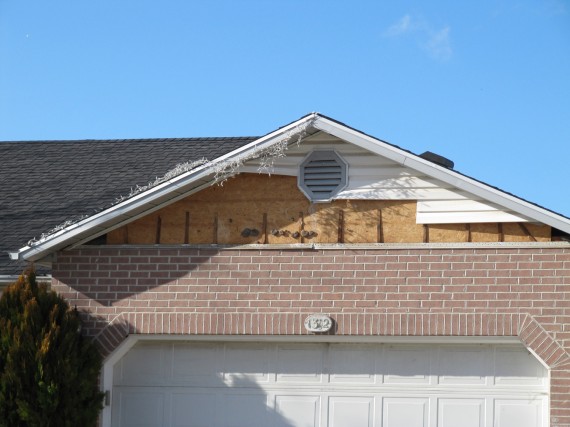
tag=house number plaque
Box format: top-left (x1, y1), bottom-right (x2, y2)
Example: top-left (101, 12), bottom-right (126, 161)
top-left (304, 314), bottom-right (333, 333)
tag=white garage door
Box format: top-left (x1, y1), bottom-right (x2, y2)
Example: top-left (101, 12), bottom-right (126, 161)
top-left (111, 341), bottom-right (548, 427)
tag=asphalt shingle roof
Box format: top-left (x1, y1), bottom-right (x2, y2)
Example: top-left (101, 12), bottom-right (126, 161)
top-left (0, 136), bottom-right (257, 276)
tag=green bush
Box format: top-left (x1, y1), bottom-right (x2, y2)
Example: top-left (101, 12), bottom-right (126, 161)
top-left (0, 268), bottom-right (104, 427)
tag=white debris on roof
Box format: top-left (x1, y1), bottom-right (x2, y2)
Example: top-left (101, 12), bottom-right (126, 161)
top-left (26, 116), bottom-right (317, 247)
top-left (213, 115), bottom-right (315, 184)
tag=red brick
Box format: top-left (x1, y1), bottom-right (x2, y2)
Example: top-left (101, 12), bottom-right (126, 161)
top-left (53, 245), bottom-right (570, 415)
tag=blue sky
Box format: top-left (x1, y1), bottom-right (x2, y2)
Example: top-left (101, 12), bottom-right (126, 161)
top-left (1, 1), bottom-right (569, 215)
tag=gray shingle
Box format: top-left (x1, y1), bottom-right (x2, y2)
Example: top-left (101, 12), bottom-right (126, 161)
top-left (0, 136), bottom-right (257, 276)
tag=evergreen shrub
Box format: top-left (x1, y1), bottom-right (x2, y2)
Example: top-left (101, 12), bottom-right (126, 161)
top-left (0, 268), bottom-right (104, 427)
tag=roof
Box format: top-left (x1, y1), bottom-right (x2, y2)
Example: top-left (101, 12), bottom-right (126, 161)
top-left (3, 113), bottom-right (570, 277)
top-left (0, 136), bottom-right (256, 276)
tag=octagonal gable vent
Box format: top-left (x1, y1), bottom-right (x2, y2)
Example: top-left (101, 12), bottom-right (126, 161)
top-left (298, 150), bottom-right (348, 202)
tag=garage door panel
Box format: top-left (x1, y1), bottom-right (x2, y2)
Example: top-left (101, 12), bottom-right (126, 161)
top-left (275, 395), bottom-right (321, 427)
top-left (436, 347), bottom-right (489, 385)
top-left (494, 399), bottom-right (545, 427)
top-left (494, 348), bottom-right (547, 386)
top-left (437, 398), bottom-right (485, 427)
top-left (382, 346), bottom-right (431, 385)
top-left (276, 344), bottom-right (324, 383)
top-left (171, 392), bottom-right (216, 427)
top-left (223, 344), bottom-right (270, 384)
top-left (114, 343), bottom-right (168, 386)
top-left (222, 393), bottom-right (269, 427)
top-left (328, 396), bottom-right (374, 427)
top-left (329, 345), bottom-right (376, 384)
top-left (113, 390), bottom-right (165, 427)
top-left (383, 397), bottom-right (429, 427)
top-left (171, 342), bottom-right (222, 385)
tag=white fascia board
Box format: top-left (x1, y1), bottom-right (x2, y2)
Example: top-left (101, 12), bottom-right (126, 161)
top-left (314, 116), bottom-right (570, 234)
top-left (12, 115), bottom-right (319, 263)
top-left (313, 117), bottom-right (409, 164)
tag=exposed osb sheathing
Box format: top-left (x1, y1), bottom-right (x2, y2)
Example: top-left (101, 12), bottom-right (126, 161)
top-left (106, 174), bottom-right (551, 245)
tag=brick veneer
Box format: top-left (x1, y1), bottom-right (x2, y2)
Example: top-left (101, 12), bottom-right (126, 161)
top-left (52, 245), bottom-right (570, 426)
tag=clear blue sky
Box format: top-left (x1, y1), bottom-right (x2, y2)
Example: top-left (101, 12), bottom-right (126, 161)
top-left (1, 1), bottom-right (569, 215)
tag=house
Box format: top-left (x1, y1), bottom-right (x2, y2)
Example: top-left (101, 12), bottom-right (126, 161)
top-left (2, 113), bottom-right (569, 427)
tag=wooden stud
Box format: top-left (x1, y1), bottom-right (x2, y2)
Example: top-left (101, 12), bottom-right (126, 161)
top-left (299, 211), bottom-right (305, 243)
top-left (377, 209), bottom-right (384, 243)
top-left (213, 215), bottom-right (218, 244)
top-left (262, 213), bottom-right (268, 244)
top-left (517, 222), bottom-right (537, 242)
top-left (155, 216), bottom-right (162, 244)
top-left (184, 212), bottom-right (190, 244)
top-left (423, 224), bottom-right (429, 243)
top-left (338, 210), bottom-right (344, 243)
top-left (498, 223), bottom-right (504, 242)
top-left (466, 223), bottom-right (472, 242)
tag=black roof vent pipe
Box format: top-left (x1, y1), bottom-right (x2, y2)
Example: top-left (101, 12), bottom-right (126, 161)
top-left (419, 151), bottom-right (454, 169)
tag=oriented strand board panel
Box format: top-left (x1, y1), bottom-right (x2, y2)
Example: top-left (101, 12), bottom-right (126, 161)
top-left (428, 224), bottom-right (469, 243)
top-left (157, 204), bottom-right (187, 244)
top-left (502, 222), bottom-right (550, 242)
top-left (107, 226), bottom-right (127, 244)
top-left (124, 213), bottom-right (160, 245)
top-left (265, 202), bottom-right (305, 244)
top-left (470, 223), bottom-right (501, 242)
top-left (378, 201), bottom-right (424, 243)
top-left (106, 173), bottom-right (552, 245)
top-left (109, 174), bottom-right (308, 245)
top-left (305, 203), bottom-right (340, 244)
top-left (339, 200), bottom-right (380, 244)
top-left (334, 200), bottom-right (423, 243)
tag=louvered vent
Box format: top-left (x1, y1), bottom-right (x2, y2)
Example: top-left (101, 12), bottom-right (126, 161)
top-left (298, 151), bottom-right (348, 202)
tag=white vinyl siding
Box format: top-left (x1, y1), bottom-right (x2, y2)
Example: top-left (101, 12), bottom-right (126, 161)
top-left (241, 133), bottom-right (532, 224)
top-left (111, 341), bottom-right (548, 427)
top-left (416, 200), bottom-right (530, 224)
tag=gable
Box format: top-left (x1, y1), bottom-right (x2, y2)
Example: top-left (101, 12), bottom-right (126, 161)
top-left (8, 113), bottom-right (570, 265)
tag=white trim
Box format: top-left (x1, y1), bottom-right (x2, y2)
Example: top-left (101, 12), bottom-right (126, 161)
top-left (100, 335), bottom-right (139, 427)
top-left (122, 333), bottom-right (522, 345)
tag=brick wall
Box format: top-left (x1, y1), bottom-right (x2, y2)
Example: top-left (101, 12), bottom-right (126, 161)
top-left (52, 245), bottom-right (570, 426)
